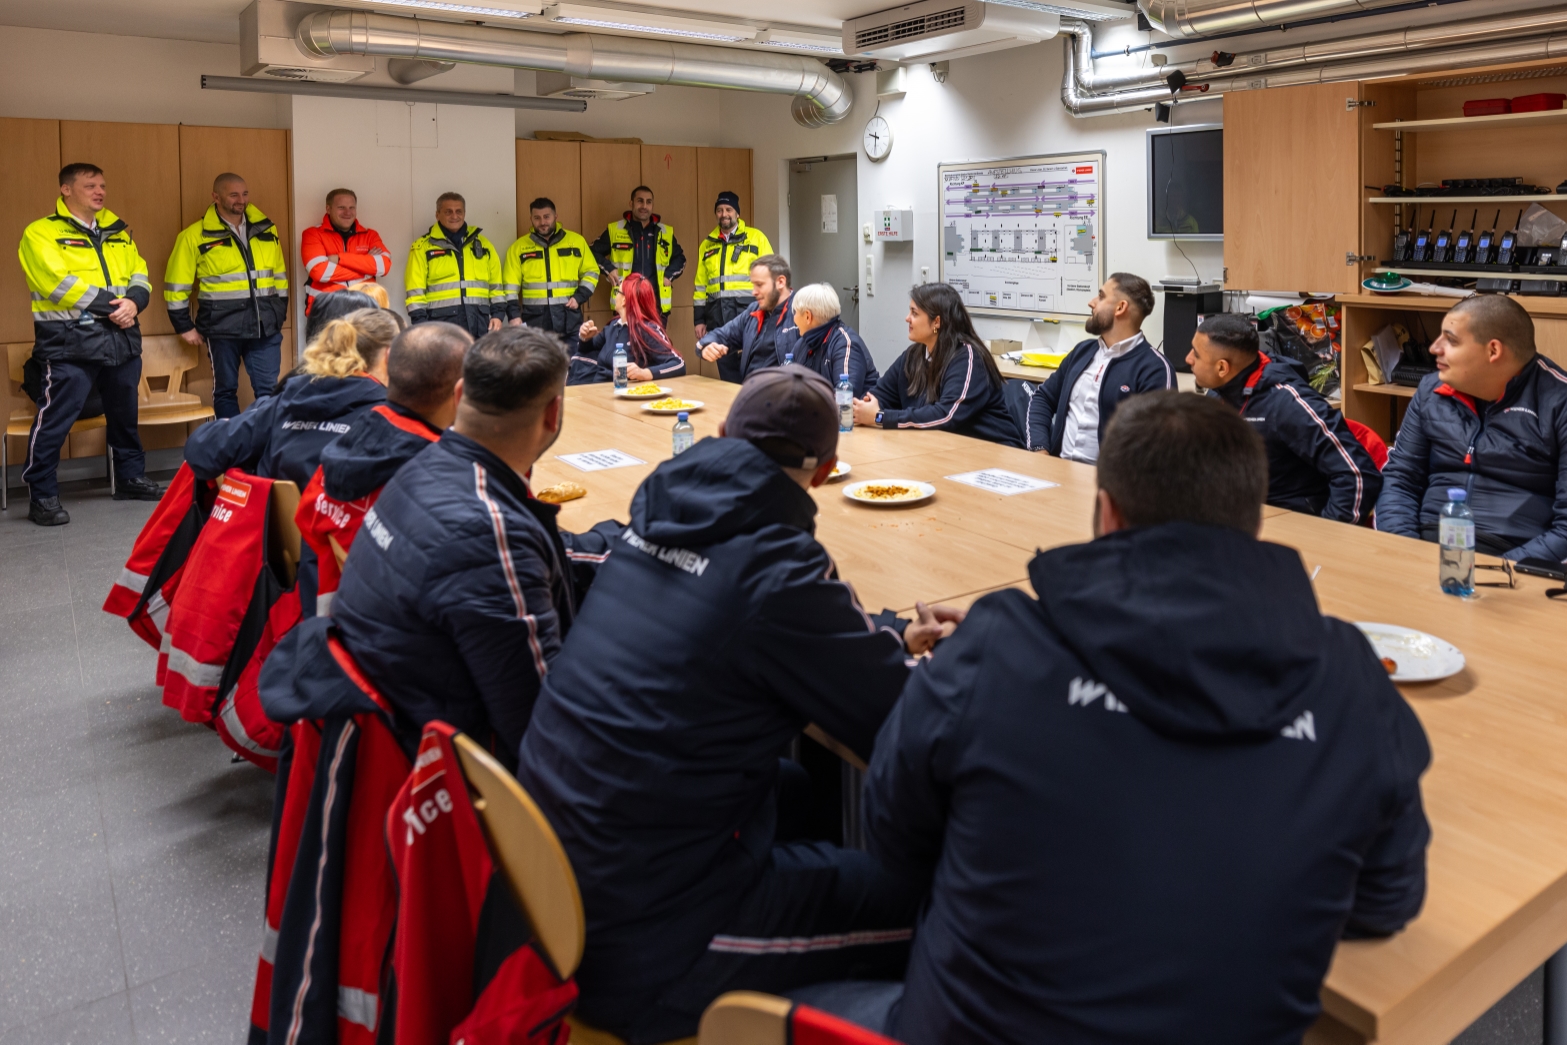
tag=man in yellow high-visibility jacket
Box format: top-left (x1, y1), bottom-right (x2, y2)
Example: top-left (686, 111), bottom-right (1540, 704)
top-left (505, 197), bottom-right (599, 340)
top-left (17, 162), bottom-right (163, 525)
top-left (165, 172), bottom-right (289, 419)
top-left (692, 191), bottom-right (772, 383)
top-left (589, 185), bottom-right (685, 321)
top-left (405, 191), bottom-right (504, 340)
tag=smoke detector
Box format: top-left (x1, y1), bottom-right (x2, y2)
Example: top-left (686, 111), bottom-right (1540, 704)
top-left (536, 72), bottom-right (658, 101)
top-left (241, 1), bottom-right (373, 82)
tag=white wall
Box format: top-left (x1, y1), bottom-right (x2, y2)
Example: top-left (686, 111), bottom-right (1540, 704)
top-left (0, 25), bottom-right (289, 128)
top-left (290, 90), bottom-right (518, 329)
top-left (715, 41), bottom-right (1225, 366)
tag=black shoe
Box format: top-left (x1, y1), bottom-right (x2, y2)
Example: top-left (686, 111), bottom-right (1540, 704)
top-left (28, 496), bottom-right (69, 526)
top-left (113, 476), bottom-right (163, 502)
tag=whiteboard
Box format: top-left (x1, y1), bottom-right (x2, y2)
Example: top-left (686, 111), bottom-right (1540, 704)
top-left (937, 151), bottom-right (1105, 320)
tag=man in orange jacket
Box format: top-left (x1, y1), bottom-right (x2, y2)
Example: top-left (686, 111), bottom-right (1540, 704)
top-left (301, 187), bottom-right (391, 315)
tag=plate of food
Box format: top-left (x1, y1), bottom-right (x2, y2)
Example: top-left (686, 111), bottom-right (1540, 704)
top-left (828, 461), bottom-right (852, 481)
top-left (1355, 622), bottom-right (1465, 683)
top-left (642, 397), bottom-right (704, 415)
top-left (616, 383), bottom-right (671, 398)
top-left (843, 479), bottom-right (936, 506)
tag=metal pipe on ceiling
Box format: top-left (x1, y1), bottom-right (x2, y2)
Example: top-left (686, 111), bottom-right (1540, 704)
top-left (1140, 0), bottom-right (1410, 39)
top-left (199, 72), bottom-right (586, 111)
top-left (1062, 5), bottom-right (1567, 115)
top-left (294, 9), bottom-right (853, 128)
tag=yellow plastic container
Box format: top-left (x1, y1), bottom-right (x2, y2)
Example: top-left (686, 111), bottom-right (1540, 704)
top-left (1020, 351), bottom-right (1068, 368)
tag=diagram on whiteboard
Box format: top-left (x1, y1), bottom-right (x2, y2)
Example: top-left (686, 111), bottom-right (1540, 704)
top-left (937, 152), bottom-right (1104, 319)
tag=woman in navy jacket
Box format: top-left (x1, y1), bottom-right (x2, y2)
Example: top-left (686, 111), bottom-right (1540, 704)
top-left (852, 283), bottom-right (1022, 447)
top-left (570, 273), bottom-right (686, 385)
top-left (791, 282), bottom-right (880, 396)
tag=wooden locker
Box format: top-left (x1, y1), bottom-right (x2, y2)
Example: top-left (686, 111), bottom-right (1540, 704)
top-left (696, 147), bottom-right (755, 232)
top-left (1223, 83), bottom-right (1361, 294)
top-left (580, 142), bottom-right (642, 312)
top-left (60, 122), bottom-right (181, 337)
top-left (178, 125), bottom-right (292, 411)
top-left (640, 145), bottom-right (699, 311)
top-left (0, 119), bottom-right (62, 346)
top-left (516, 139), bottom-right (582, 235)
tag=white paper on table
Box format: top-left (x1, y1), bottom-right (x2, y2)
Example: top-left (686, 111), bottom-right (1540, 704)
top-left (556, 449), bottom-right (647, 472)
top-left (821, 194), bottom-right (838, 234)
top-left (944, 469), bottom-right (1060, 495)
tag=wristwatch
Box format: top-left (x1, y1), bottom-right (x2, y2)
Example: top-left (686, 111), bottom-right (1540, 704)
top-left (875, 411), bottom-right (885, 426)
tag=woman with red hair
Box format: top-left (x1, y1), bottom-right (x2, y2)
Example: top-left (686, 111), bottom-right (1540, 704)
top-left (572, 273), bottom-right (687, 384)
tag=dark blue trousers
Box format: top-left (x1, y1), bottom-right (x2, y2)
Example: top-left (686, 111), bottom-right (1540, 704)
top-left (22, 356), bottom-right (145, 500)
top-left (592, 842), bottom-right (920, 1044)
top-left (208, 333), bottom-right (282, 419)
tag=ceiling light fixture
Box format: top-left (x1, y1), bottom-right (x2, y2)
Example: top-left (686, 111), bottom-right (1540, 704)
top-left (367, 0), bottom-right (538, 18)
top-left (985, 0), bottom-right (1128, 20)
top-left (542, 4), bottom-right (758, 42)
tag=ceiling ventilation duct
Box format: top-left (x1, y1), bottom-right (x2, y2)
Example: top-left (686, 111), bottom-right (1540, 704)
top-left (842, 0), bottom-right (1076, 61)
top-left (295, 8), bottom-right (853, 127)
top-left (1139, 0), bottom-right (1409, 38)
top-left (241, 0), bottom-right (373, 82)
top-left (1060, 5), bottom-right (1567, 115)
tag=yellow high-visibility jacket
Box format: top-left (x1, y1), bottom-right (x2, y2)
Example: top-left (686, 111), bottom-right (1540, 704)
top-left (593, 216), bottom-right (683, 312)
top-left (504, 225), bottom-right (599, 337)
top-left (165, 203), bottom-right (289, 339)
top-left (404, 223), bottom-right (504, 338)
top-left (692, 220), bottom-right (772, 329)
top-left (19, 198), bottom-right (152, 364)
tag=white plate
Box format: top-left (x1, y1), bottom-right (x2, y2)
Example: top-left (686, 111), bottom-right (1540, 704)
top-left (828, 461), bottom-right (852, 481)
top-left (615, 384), bottom-right (672, 398)
top-left (641, 399), bottom-right (704, 415)
top-left (843, 479), bottom-right (936, 506)
top-left (1355, 622), bottom-right (1466, 683)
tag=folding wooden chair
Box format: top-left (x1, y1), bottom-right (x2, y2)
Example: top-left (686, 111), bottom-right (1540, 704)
top-left (268, 480), bottom-right (301, 587)
top-left (4, 343), bottom-right (109, 510)
top-left (449, 735), bottom-right (697, 1045)
top-left (136, 335), bottom-right (216, 432)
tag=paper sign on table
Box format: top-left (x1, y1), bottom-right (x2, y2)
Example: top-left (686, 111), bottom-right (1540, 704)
top-left (943, 469), bottom-right (1060, 495)
top-left (557, 449), bottom-right (647, 472)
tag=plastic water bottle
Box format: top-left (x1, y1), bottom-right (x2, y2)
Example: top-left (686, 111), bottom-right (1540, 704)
top-left (783, 351), bottom-right (795, 366)
top-left (672, 411), bottom-right (694, 456)
top-left (837, 373), bottom-right (854, 433)
top-left (1439, 487), bottom-right (1475, 596)
top-left (613, 344), bottom-right (629, 391)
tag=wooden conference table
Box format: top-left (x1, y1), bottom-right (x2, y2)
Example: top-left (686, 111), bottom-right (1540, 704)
top-left (534, 375), bottom-right (1567, 1045)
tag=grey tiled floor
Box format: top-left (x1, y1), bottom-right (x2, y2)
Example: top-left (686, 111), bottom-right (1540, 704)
top-left (0, 473), bottom-right (1548, 1043)
top-left (0, 473), bottom-right (271, 1044)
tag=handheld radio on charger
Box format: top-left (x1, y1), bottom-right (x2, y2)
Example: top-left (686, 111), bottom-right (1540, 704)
top-left (1474, 209), bottom-right (1501, 266)
top-left (1452, 209), bottom-right (1478, 265)
top-left (1433, 209), bottom-right (1457, 263)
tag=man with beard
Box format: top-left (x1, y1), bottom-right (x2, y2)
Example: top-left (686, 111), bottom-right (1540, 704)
top-left (1025, 273), bottom-right (1174, 462)
top-left (698, 254), bottom-right (800, 381)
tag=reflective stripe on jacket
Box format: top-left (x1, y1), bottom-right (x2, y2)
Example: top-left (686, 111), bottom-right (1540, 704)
top-left (595, 215), bottom-right (681, 311)
top-left (404, 223), bottom-right (503, 327)
top-left (301, 215), bottom-right (391, 312)
top-left (165, 203), bottom-right (289, 339)
top-left (19, 199), bottom-right (152, 364)
top-left (692, 220), bottom-right (772, 328)
top-left (503, 224), bottom-right (600, 319)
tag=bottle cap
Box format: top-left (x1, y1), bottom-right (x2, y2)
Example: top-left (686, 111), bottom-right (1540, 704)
top-left (677, 411), bottom-right (689, 421)
top-left (1447, 488), bottom-right (1467, 501)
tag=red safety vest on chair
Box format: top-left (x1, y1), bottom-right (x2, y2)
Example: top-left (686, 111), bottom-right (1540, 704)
top-left (253, 632), bottom-right (410, 1045)
top-left (296, 404), bottom-right (441, 613)
top-left (103, 464), bottom-right (212, 651)
top-left (160, 469), bottom-right (299, 770)
top-left (387, 721), bottom-right (577, 1045)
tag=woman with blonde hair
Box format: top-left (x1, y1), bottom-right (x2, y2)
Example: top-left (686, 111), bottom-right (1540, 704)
top-left (184, 308), bottom-right (395, 613)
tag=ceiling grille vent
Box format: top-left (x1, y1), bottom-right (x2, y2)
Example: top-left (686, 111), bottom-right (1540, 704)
top-left (855, 7), bottom-right (967, 48)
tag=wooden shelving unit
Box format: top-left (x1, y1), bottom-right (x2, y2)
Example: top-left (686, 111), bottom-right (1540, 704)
top-left (1373, 266), bottom-right (1567, 281)
top-left (1371, 107), bottom-right (1567, 132)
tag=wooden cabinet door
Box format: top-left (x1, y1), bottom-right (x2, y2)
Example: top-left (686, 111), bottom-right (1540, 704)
top-left (516, 139), bottom-right (581, 236)
top-left (1223, 82), bottom-right (1362, 294)
top-left (0, 119), bottom-right (62, 346)
top-left (640, 145), bottom-right (699, 311)
top-left (579, 142), bottom-right (641, 312)
top-left (696, 147), bottom-right (754, 236)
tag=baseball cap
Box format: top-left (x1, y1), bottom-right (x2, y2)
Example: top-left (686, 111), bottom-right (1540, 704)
top-left (725, 364), bottom-right (839, 470)
top-left (715, 190), bottom-right (741, 212)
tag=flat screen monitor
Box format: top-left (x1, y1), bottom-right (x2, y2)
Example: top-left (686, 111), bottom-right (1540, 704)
top-left (1147, 125), bottom-right (1223, 241)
